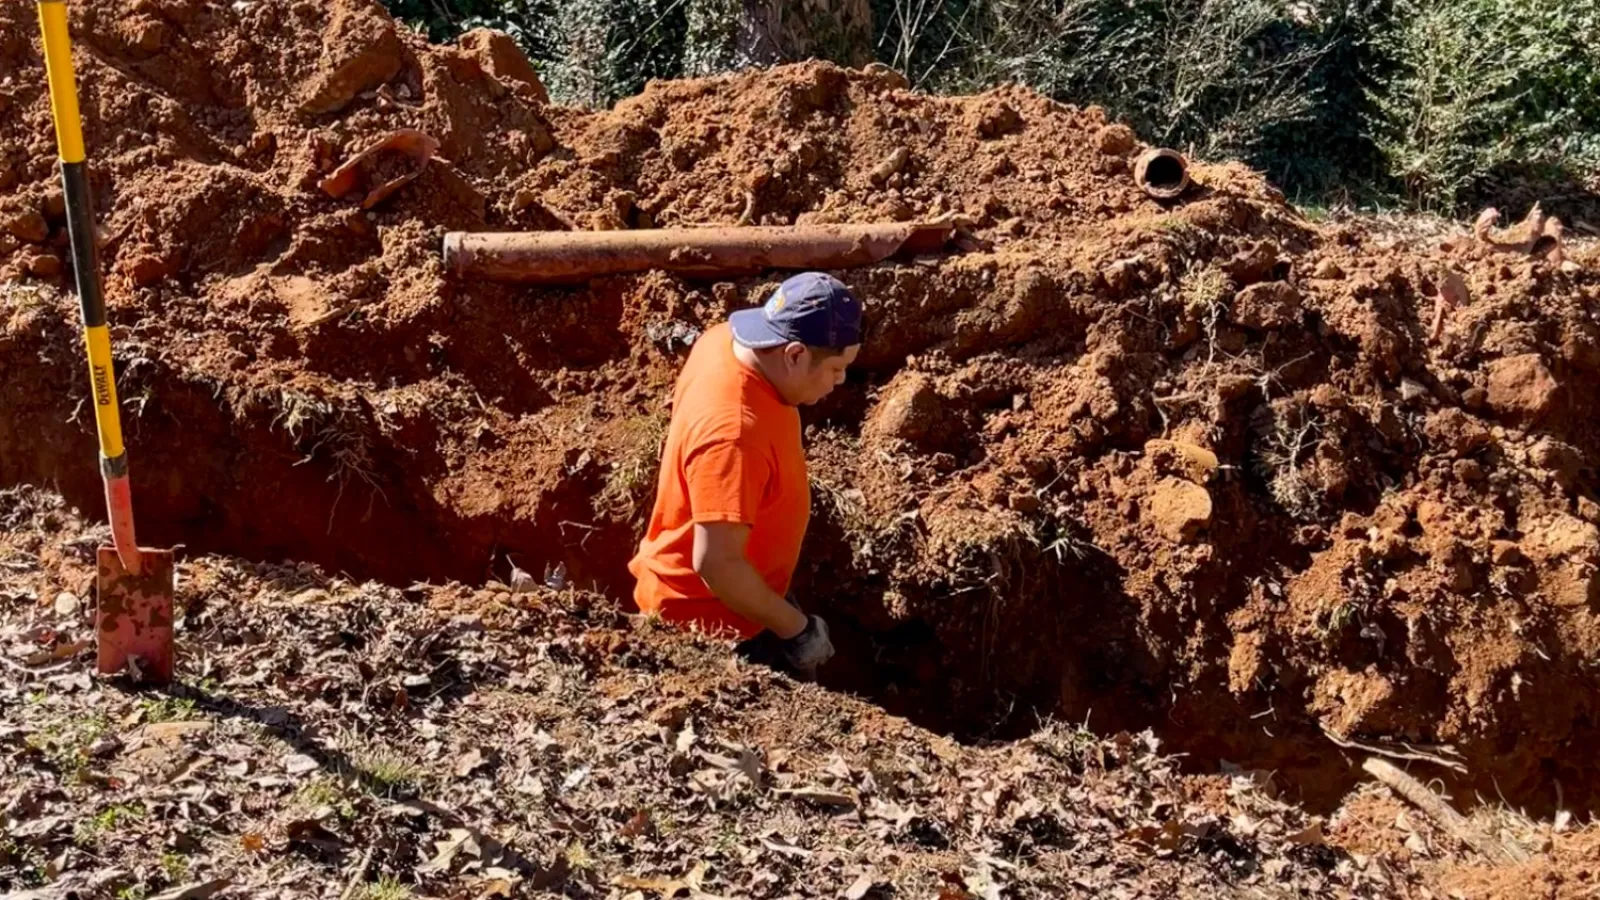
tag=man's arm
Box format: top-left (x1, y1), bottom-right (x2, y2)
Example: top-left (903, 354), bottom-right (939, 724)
top-left (692, 522), bottom-right (808, 638)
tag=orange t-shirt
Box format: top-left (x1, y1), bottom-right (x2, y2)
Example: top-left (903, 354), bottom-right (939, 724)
top-left (628, 323), bottom-right (810, 639)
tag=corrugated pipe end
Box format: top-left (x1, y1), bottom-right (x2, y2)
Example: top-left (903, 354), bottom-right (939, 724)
top-left (1134, 148), bottom-right (1190, 200)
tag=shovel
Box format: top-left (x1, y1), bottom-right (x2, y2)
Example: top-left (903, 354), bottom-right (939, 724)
top-left (37, 0), bottom-right (176, 683)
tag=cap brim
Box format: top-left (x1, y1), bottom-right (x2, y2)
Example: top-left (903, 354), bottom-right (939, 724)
top-left (729, 308), bottom-right (789, 349)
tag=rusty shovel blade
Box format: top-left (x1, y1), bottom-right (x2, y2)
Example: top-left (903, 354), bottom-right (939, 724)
top-left (96, 547), bottom-right (175, 684)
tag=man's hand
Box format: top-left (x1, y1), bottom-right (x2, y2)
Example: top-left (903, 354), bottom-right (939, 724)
top-left (780, 615), bottom-right (834, 672)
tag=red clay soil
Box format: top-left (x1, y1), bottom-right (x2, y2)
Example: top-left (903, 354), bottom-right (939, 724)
top-left (4, 0), bottom-right (1600, 819)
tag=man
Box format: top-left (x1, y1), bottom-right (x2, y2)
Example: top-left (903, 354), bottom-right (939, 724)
top-left (628, 272), bottom-right (862, 675)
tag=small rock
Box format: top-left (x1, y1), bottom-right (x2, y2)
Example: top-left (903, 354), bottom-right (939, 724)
top-left (1232, 281), bottom-right (1302, 330)
top-left (1452, 459), bottom-right (1484, 483)
top-left (43, 193), bottom-right (66, 223)
top-left (1486, 354), bottom-right (1559, 423)
top-left (1148, 477), bottom-right (1213, 544)
top-left (1461, 386), bottom-right (1488, 411)
top-left (1399, 378), bottom-right (1428, 402)
top-left (54, 591), bottom-right (80, 616)
top-left (1096, 124), bottom-right (1136, 156)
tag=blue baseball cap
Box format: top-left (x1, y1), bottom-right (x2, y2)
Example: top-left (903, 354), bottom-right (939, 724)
top-left (730, 272), bottom-right (863, 350)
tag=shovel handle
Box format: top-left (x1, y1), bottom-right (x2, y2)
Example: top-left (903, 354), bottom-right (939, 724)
top-left (37, 0), bottom-right (140, 573)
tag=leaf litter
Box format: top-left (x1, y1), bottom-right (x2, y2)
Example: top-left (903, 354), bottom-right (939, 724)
top-left (0, 486), bottom-right (1593, 898)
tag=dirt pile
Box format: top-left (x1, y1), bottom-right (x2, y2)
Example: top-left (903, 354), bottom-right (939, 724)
top-left (3, 0), bottom-right (1600, 819)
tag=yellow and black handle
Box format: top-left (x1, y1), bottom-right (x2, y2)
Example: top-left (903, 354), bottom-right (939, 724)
top-left (37, 0), bottom-right (142, 573)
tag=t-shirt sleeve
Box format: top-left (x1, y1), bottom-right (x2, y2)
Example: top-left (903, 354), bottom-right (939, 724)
top-left (683, 433), bottom-right (770, 525)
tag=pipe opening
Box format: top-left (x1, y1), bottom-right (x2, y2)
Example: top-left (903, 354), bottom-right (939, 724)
top-left (1135, 148), bottom-right (1191, 199)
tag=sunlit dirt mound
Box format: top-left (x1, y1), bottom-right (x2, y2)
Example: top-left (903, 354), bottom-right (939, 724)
top-left (3, 0), bottom-right (1600, 815)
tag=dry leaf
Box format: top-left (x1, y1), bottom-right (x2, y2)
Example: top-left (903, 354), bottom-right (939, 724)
top-left (475, 877), bottom-right (514, 898)
top-left (152, 878), bottom-right (230, 900)
top-left (775, 785), bottom-right (855, 808)
top-left (383, 798), bottom-right (457, 820)
top-left (240, 832), bottom-right (266, 853)
top-left (419, 828), bottom-right (480, 874)
top-left (22, 639), bottom-right (90, 666)
top-left (1286, 821), bottom-right (1326, 846)
top-left (619, 809), bottom-right (651, 838)
top-left (845, 872), bottom-right (880, 900)
top-left (759, 832), bottom-right (811, 859)
top-left (285, 819), bottom-right (344, 854)
top-left (614, 862), bottom-right (724, 900)
top-left (283, 753), bottom-right (319, 775)
top-left (455, 747), bottom-right (487, 778)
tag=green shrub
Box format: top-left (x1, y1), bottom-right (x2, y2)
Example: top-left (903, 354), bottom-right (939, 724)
top-left (1366, 0), bottom-right (1600, 210)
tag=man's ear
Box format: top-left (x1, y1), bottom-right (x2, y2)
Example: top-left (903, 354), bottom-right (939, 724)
top-left (782, 342), bottom-right (808, 367)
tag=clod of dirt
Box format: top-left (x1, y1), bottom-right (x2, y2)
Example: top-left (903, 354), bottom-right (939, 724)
top-left (1232, 281), bottom-right (1302, 330)
top-left (1312, 258), bottom-right (1345, 280)
top-left (1486, 354), bottom-right (1560, 423)
top-left (866, 371), bottom-right (948, 449)
top-left (974, 101), bottom-right (1022, 138)
top-left (1423, 408), bottom-right (1492, 458)
top-left (24, 252), bottom-right (62, 278)
top-left (3, 208), bottom-right (48, 244)
top-left (1148, 477), bottom-right (1213, 543)
top-left (458, 28), bottom-right (549, 104)
top-left (119, 252), bottom-right (175, 287)
top-left (1101, 256), bottom-right (1145, 297)
top-left (1144, 439), bottom-right (1220, 484)
top-left (298, 0), bottom-right (405, 116)
top-left (1529, 438), bottom-right (1582, 488)
top-left (1096, 124), bottom-right (1136, 156)
top-left (1524, 513), bottom-right (1600, 565)
top-left (862, 62), bottom-right (909, 91)
top-left (1223, 240), bottom-right (1285, 286)
top-left (869, 147), bottom-right (910, 186)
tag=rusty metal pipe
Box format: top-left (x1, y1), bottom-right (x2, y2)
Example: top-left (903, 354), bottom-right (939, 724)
top-left (1134, 148), bottom-right (1190, 200)
top-left (442, 222), bottom-right (958, 284)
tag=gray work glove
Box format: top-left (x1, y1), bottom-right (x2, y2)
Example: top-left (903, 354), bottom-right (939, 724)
top-left (781, 614), bottom-right (835, 673)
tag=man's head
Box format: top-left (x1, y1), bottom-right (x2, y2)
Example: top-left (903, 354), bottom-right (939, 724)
top-left (730, 273), bottom-right (863, 406)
